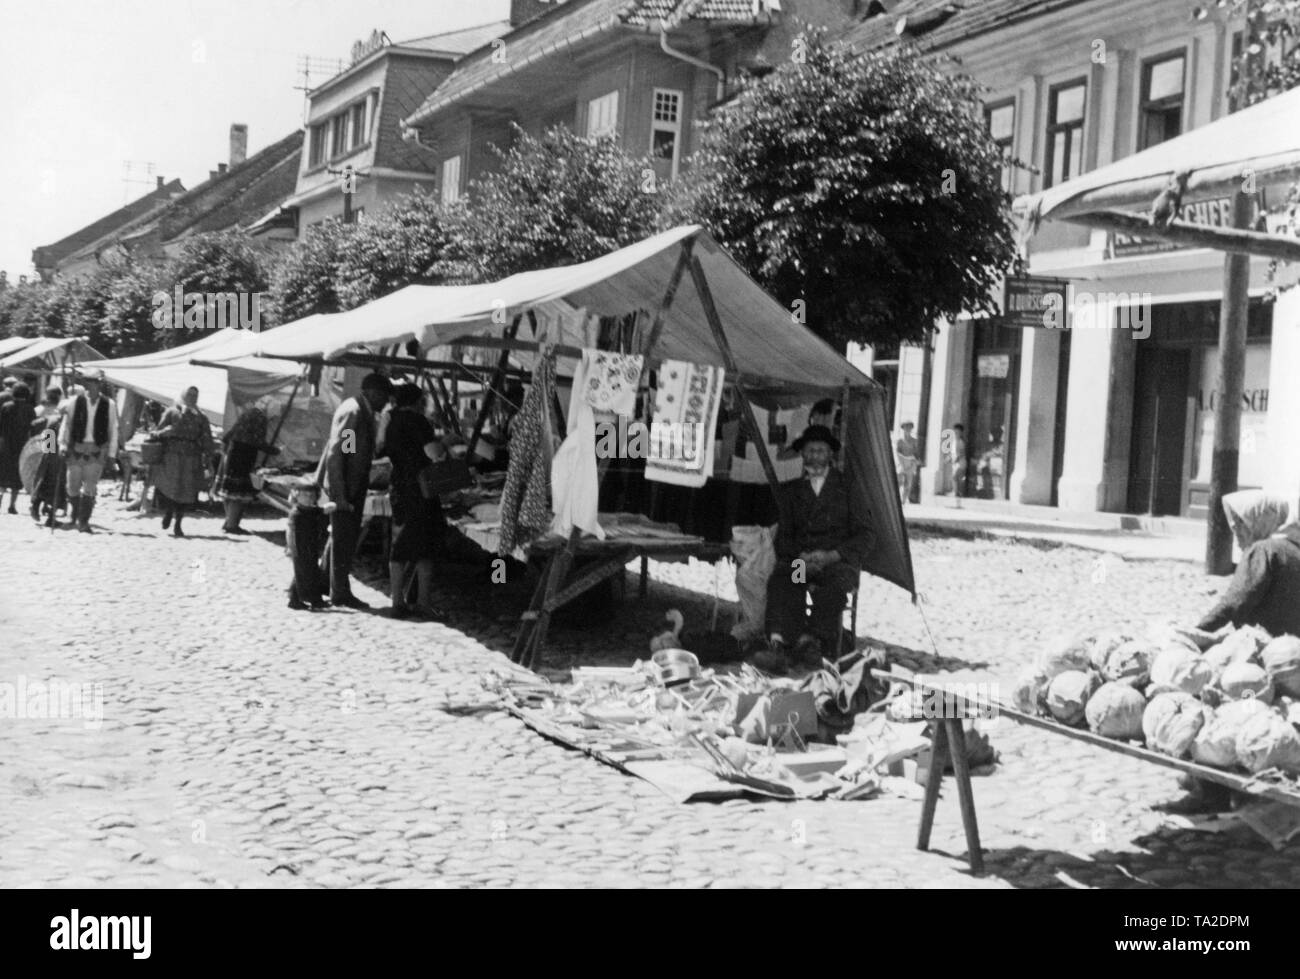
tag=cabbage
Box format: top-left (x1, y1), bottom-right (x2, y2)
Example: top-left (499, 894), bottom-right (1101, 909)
top-left (1261, 635), bottom-right (1300, 699)
top-left (1144, 623), bottom-right (1201, 654)
top-left (1235, 710), bottom-right (1300, 774)
top-left (1204, 625), bottom-right (1271, 671)
top-left (1219, 662), bottom-right (1274, 704)
top-left (1102, 640), bottom-right (1154, 688)
top-left (1148, 646), bottom-right (1216, 697)
top-left (1085, 682), bottom-right (1146, 739)
top-left (1142, 692), bottom-right (1212, 759)
top-left (1011, 666), bottom-right (1051, 715)
top-left (1087, 631), bottom-right (1135, 672)
top-left (1191, 698), bottom-right (1273, 769)
top-left (1046, 670), bottom-right (1099, 727)
top-left (1035, 633), bottom-right (1094, 680)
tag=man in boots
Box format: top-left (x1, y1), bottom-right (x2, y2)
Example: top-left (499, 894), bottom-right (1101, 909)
top-left (59, 369), bottom-right (118, 534)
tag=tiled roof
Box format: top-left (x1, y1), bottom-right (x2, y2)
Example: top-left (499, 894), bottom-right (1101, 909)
top-left (32, 179), bottom-right (186, 271)
top-left (405, 0), bottom-right (775, 125)
top-left (375, 57), bottom-right (456, 172)
top-left (845, 0), bottom-right (1092, 53)
top-left (397, 20), bottom-right (513, 55)
top-left (61, 131), bottom-right (303, 264)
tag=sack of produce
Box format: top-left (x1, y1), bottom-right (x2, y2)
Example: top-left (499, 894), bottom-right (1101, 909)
top-left (1046, 670), bottom-right (1100, 728)
top-left (1218, 661), bottom-right (1274, 704)
top-left (1235, 710), bottom-right (1300, 774)
top-left (1204, 625), bottom-right (1271, 671)
top-left (1147, 645), bottom-right (1215, 697)
top-left (1011, 665), bottom-right (1051, 715)
top-left (1102, 640), bottom-right (1154, 688)
top-left (1085, 682), bottom-right (1146, 739)
top-left (1191, 698), bottom-right (1272, 769)
top-left (1035, 633), bottom-right (1094, 680)
top-left (1142, 692), bottom-right (1212, 759)
top-left (1260, 635), bottom-right (1300, 699)
top-left (1087, 631), bottom-right (1135, 672)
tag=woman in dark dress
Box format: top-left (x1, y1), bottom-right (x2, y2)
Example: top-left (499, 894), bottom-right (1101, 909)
top-left (0, 382), bottom-right (35, 514)
top-left (219, 402), bottom-right (279, 534)
top-left (379, 383), bottom-right (447, 618)
top-left (29, 387), bottom-right (66, 525)
top-left (153, 386), bottom-right (215, 537)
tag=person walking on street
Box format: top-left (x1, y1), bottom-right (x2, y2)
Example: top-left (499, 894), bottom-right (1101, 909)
top-left (948, 423), bottom-right (968, 500)
top-left (317, 372), bottom-right (393, 609)
top-left (153, 386), bottom-right (214, 537)
top-left (59, 369), bottom-right (118, 533)
top-left (219, 400), bottom-right (279, 534)
top-left (0, 382), bottom-right (35, 514)
top-left (895, 421), bottom-right (920, 505)
top-left (29, 388), bottom-right (66, 526)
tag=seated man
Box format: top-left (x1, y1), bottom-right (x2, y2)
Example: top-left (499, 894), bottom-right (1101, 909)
top-left (752, 425), bottom-right (874, 674)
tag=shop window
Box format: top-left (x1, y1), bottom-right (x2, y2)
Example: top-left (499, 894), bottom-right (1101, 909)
top-left (587, 91), bottom-right (619, 139)
top-left (1138, 53), bottom-right (1185, 151)
top-left (1044, 79), bottom-right (1086, 188)
top-left (650, 88), bottom-right (683, 182)
top-left (441, 156), bottom-right (462, 205)
top-left (984, 99), bottom-right (1015, 193)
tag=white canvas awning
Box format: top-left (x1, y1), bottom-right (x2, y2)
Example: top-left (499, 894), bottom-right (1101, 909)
top-left (0, 336), bottom-right (41, 361)
top-left (0, 336), bottom-right (104, 372)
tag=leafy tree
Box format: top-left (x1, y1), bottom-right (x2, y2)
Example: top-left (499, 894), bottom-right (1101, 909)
top-left (158, 230), bottom-right (271, 344)
top-left (335, 190), bottom-right (454, 309)
top-left (100, 259), bottom-right (167, 358)
top-left (441, 124), bottom-right (661, 282)
top-left (1207, 0), bottom-right (1300, 108)
top-left (665, 33), bottom-right (1018, 349)
top-left (266, 220), bottom-right (353, 326)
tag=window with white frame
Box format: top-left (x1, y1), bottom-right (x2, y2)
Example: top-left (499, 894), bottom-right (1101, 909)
top-left (1044, 79), bottom-right (1086, 189)
top-left (1138, 52), bottom-right (1185, 151)
top-left (441, 156), bottom-right (462, 205)
top-left (984, 99), bottom-right (1015, 193)
top-left (650, 88), bottom-right (683, 181)
top-left (587, 91), bottom-right (619, 138)
top-left (349, 101), bottom-right (368, 150)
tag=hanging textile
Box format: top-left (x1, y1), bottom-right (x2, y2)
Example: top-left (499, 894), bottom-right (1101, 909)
top-left (729, 404), bottom-right (810, 484)
top-left (579, 350), bottom-right (643, 417)
top-left (499, 354), bottom-right (557, 556)
top-left (645, 359), bottom-right (725, 488)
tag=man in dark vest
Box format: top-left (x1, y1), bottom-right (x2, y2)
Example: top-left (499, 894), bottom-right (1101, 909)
top-left (751, 425), bottom-right (874, 675)
top-left (59, 368), bottom-right (118, 533)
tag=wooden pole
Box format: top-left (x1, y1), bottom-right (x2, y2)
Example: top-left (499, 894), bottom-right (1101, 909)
top-left (1205, 190), bottom-right (1253, 575)
top-left (468, 315), bottom-right (520, 462)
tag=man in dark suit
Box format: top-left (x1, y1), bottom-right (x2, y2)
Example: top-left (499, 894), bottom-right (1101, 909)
top-left (751, 425), bottom-right (873, 675)
top-left (317, 372), bottom-right (393, 609)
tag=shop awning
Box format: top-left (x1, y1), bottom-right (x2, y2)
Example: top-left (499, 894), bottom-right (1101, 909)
top-left (0, 336), bottom-right (104, 372)
top-left (1015, 87), bottom-right (1300, 259)
top-left (0, 336), bottom-right (41, 361)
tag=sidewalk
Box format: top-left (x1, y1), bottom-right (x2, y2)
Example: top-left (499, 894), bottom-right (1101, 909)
top-left (904, 497), bottom-right (1208, 564)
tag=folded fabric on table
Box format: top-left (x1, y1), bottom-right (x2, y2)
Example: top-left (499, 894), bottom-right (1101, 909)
top-left (646, 359), bottom-right (725, 488)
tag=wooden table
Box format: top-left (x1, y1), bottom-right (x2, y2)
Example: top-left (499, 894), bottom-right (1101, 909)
top-left (873, 668), bottom-right (1300, 876)
top-left (509, 535), bottom-right (731, 670)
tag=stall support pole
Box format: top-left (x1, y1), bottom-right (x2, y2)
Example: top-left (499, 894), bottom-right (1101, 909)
top-left (469, 315), bottom-right (520, 460)
top-left (258, 372), bottom-right (304, 470)
top-left (687, 255), bottom-right (781, 495)
top-left (1205, 189), bottom-right (1253, 575)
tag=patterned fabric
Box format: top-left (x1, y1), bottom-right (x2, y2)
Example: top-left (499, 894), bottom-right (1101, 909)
top-left (154, 405), bottom-right (214, 505)
top-left (645, 359), bottom-right (725, 489)
top-left (499, 355), bottom-right (557, 556)
top-left (580, 350), bottom-right (643, 416)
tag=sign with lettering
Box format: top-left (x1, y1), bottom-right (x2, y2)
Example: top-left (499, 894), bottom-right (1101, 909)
top-left (1109, 190), bottom-right (1267, 257)
top-left (977, 353), bottom-right (1010, 379)
top-left (350, 29), bottom-right (386, 65)
top-left (1002, 275), bottom-right (1068, 329)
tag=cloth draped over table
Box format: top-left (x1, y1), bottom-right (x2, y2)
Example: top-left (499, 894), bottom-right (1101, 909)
top-left (551, 350), bottom-right (644, 540)
top-left (499, 354), bottom-right (558, 556)
top-left (645, 359), bottom-right (725, 489)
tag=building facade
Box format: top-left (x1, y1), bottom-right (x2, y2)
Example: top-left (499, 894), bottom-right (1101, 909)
top-left (850, 0), bottom-right (1300, 519)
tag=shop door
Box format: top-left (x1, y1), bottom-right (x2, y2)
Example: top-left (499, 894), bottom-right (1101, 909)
top-left (967, 325), bottom-right (1020, 500)
top-left (1127, 345), bottom-right (1190, 516)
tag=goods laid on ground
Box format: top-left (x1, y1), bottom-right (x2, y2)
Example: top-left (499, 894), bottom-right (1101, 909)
top-left (1015, 621), bottom-right (1300, 782)
top-left (483, 649), bottom-right (996, 804)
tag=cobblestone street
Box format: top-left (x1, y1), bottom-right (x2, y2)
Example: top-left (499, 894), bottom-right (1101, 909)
top-left (3, 494), bottom-right (1299, 889)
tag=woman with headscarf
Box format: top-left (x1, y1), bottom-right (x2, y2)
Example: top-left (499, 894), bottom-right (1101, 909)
top-left (153, 386), bottom-right (214, 537)
top-left (0, 382), bottom-right (35, 514)
top-left (28, 387), bottom-right (66, 525)
top-left (1198, 496), bottom-right (1300, 638)
top-left (378, 382), bottom-right (447, 618)
top-left (219, 399), bottom-right (279, 534)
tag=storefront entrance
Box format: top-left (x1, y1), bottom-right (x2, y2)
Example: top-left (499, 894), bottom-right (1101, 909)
top-left (967, 323), bottom-right (1021, 499)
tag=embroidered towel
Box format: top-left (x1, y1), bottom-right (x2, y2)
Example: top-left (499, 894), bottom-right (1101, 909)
top-left (645, 359), bottom-right (725, 488)
top-left (551, 350), bottom-right (612, 541)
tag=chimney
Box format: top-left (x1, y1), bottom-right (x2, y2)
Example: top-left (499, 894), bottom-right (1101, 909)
top-left (156, 176), bottom-right (164, 189)
top-left (218, 163), bottom-right (228, 174)
top-left (230, 123), bottom-right (248, 167)
top-left (510, 0), bottom-right (554, 27)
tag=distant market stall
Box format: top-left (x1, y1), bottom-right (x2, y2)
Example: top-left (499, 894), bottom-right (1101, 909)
top-left (206, 224), bottom-right (917, 664)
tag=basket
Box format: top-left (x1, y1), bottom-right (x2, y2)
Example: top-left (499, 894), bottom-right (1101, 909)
top-left (140, 439), bottom-right (165, 465)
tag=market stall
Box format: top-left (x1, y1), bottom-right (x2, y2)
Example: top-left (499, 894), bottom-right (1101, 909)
top-left (204, 225), bottom-right (916, 663)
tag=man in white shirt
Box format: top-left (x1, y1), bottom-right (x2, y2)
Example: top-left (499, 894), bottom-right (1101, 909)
top-left (59, 368), bottom-right (118, 533)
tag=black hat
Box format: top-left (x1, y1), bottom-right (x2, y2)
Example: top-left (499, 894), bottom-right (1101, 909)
top-left (791, 424), bottom-right (840, 454)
